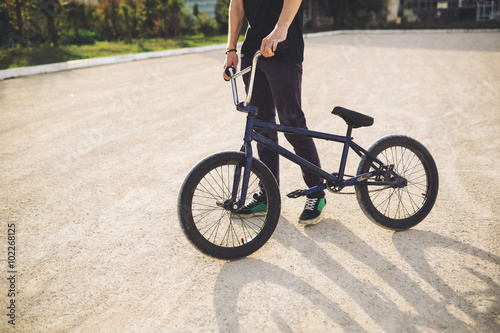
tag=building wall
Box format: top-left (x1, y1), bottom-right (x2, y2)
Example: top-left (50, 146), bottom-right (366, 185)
top-left (187, 0), bottom-right (218, 18)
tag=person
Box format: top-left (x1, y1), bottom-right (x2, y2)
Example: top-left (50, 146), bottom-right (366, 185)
top-left (222, 0), bottom-right (326, 225)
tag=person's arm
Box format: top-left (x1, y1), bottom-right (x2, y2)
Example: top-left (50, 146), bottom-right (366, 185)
top-left (223, 0), bottom-right (245, 80)
top-left (261, 0), bottom-right (302, 58)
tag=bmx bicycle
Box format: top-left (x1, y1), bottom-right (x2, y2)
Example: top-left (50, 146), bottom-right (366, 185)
top-left (178, 46), bottom-right (439, 260)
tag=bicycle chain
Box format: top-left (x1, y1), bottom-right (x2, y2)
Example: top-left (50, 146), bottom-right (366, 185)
top-left (331, 186), bottom-right (390, 195)
top-left (327, 173), bottom-right (390, 195)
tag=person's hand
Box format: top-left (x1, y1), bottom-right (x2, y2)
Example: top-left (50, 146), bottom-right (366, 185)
top-left (261, 26), bottom-right (287, 58)
top-left (223, 50), bottom-right (238, 80)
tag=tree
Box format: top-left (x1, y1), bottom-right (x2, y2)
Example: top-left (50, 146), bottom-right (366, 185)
top-left (66, 1), bottom-right (83, 40)
top-left (2, 0), bottom-right (28, 47)
top-left (195, 11), bottom-right (217, 36)
top-left (121, 2), bottom-right (133, 41)
top-left (321, 0), bottom-right (385, 26)
top-left (157, 0), bottom-right (170, 38)
top-left (166, 0), bottom-right (183, 38)
top-left (326, 0), bottom-right (348, 26)
top-left (141, 0), bottom-right (158, 36)
top-left (347, 0), bottom-right (385, 17)
top-left (42, 0), bottom-right (62, 47)
top-left (156, 0), bottom-right (183, 39)
top-left (94, 0), bottom-right (123, 40)
top-left (14, 0), bottom-right (27, 46)
top-left (215, 0), bottom-right (229, 33)
top-left (0, 0), bottom-right (16, 46)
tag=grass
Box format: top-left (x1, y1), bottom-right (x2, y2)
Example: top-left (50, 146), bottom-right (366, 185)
top-left (0, 35), bottom-right (231, 70)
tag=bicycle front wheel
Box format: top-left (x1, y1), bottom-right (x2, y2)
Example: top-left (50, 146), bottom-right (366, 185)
top-left (178, 151), bottom-right (281, 260)
top-left (355, 135), bottom-right (439, 230)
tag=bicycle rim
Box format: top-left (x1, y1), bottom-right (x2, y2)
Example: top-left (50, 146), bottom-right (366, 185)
top-left (190, 162), bottom-right (267, 247)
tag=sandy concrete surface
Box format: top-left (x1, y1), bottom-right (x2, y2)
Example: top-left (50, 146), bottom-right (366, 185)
top-left (1, 32), bottom-right (499, 332)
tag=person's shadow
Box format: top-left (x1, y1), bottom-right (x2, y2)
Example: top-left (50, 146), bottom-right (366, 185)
top-left (213, 217), bottom-right (500, 332)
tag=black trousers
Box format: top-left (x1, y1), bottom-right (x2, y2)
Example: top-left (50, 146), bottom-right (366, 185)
top-left (242, 56), bottom-right (325, 198)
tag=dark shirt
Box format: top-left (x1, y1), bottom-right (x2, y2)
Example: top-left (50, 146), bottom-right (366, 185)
top-left (241, 0), bottom-right (304, 63)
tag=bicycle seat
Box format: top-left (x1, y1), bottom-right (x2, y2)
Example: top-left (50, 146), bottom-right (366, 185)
top-left (331, 106), bottom-right (374, 128)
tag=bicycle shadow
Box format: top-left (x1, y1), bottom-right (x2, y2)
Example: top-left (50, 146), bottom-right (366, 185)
top-left (213, 217), bottom-right (367, 332)
top-left (213, 256), bottom-right (364, 332)
top-left (391, 229), bottom-right (500, 332)
top-left (304, 220), bottom-right (500, 332)
top-left (213, 217), bottom-right (500, 332)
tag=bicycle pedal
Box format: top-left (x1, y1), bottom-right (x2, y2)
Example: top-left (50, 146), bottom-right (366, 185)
top-left (287, 189), bottom-right (305, 199)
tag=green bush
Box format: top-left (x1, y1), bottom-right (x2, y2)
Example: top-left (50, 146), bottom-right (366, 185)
top-left (179, 6), bottom-right (196, 35)
top-left (195, 12), bottom-right (218, 37)
top-left (61, 29), bottom-right (97, 45)
top-left (215, 0), bottom-right (230, 33)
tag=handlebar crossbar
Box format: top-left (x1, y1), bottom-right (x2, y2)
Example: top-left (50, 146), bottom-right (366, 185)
top-left (226, 41), bottom-right (288, 110)
top-left (228, 51), bottom-right (262, 109)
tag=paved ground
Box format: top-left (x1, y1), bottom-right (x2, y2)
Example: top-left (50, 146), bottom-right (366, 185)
top-left (1, 32), bottom-right (499, 332)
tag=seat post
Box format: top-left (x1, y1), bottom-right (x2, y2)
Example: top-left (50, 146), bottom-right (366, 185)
top-left (346, 124), bottom-right (353, 139)
top-left (338, 124), bottom-right (354, 181)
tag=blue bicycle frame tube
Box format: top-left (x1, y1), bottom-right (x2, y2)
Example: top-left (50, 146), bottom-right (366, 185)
top-left (239, 120), bottom-right (254, 207)
top-left (252, 131), bottom-right (337, 183)
top-left (253, 120), bottom-right (350, 143)
top-left (251, 120), bottom-right (387, 180)
top-left (248, 118), bottom-right (392, 186)
top-left (234, 110), bottom-right (399, 207)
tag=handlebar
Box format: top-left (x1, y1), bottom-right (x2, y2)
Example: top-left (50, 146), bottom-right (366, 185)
top-left (225, 41), bottom-right (289, 109)
top-left (224, 66), bottom-right (235, 81)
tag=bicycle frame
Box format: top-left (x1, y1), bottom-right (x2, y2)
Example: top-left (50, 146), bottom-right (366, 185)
top-left (226, 53), bottom-right (406, 209)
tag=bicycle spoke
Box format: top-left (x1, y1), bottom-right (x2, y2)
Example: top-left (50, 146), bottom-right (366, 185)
top-left (188, 161), bottom-right (271, 248)
top-left (367, 144), bottom-right (430, 220)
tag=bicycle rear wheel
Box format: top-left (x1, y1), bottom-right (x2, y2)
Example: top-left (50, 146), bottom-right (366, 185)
top-left (178, 151), bottom-right (281, 260)
top-left (355, 135), bottom-right (438, 230)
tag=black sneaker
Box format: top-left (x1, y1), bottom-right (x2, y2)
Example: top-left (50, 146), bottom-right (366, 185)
top-left (232, 193), bottom-right (267, 217)
top-left (298, 197), bottom-right (326, 225)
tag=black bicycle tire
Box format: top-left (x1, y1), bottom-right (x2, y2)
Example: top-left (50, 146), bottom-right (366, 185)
top-left (355, 135), bottom-right (439, 230)
top-left (178, 151), bottom-right (281, 260)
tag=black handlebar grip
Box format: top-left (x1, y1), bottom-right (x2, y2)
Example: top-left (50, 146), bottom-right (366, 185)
top-left (224, 66), bottom-right (235, 81)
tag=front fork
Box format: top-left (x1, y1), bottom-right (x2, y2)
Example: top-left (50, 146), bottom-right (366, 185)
top-left (231, 111), bottom-right (257, 210)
